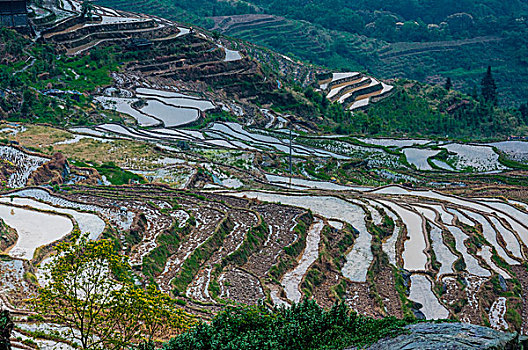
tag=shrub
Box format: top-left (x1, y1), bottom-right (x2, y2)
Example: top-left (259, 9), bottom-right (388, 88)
top-left (164, 300), bottom-right (410, 350)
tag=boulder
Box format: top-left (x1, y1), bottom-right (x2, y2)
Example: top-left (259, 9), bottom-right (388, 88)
top-left (347, 323), bottom-right (520, 350)
top-left (27, 152), bottom-right (68, 185)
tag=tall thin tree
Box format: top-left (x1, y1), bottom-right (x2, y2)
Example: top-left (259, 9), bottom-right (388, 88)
top-left (445, 77), bottom-right (452, 90)
top-left (481, 66), bottom-right (498, 105)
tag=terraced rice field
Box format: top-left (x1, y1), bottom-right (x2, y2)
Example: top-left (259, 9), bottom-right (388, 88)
top-left (409, 274), bottom-right (449, 319)
top-left (228, 192), bottom-right (372, 283)
top-left (0, 197), bottom-right (105, 240)
top-left (281, 218), bottom-right (323, 303)
top-left (0, 146), bottom-right (49, 188)
top-left (140, 100), bottom-right (200, 127)
top-left (403, 148), bottom-right (440, 170)
top-left (319, 72), bottom-right (393, 110)
top-left (2, 151), bottom-right (528, 338)
top-left (3, 0), bottom-right (528, 342)
top-left (488, 141), bottom-right (528, 162)
top-left (440, 143), bottom-right (507, 172)
top-left (0, 203), bottom-right (73, 260)
top-left (3, 108), bottom-right (528, 338)
top-left (378, 200), bottom-right (427, 271)
top-left (96, 96), bottom-right (162, 127)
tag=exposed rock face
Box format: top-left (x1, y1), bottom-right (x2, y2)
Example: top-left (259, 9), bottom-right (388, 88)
top-left (128, 213), bottom-right (148, 247)
top-left (27, 152), bottom-right (68, 186)
top-left (347, 323), bottom-right (521, 350)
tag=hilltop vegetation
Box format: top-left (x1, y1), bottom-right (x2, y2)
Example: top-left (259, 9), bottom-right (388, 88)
top-left (1, 26), bottom-right (527, 139)
top-left (97, 0), bottom-right (528, 106)
top-left (1, 13), bottom-right (527, 140)
top-left (325, 79), bottom-right (528, 138)
top-left (0, 28), bottom-right (120, 125)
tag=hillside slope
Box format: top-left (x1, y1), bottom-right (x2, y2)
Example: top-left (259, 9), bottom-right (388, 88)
top-left (94, 0), bottom-right (528, 107)
top-left (1, 1), bottom-right (528, 349)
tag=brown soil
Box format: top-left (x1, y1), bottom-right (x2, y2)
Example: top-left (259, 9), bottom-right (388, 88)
top-left (374, 266), bottom-right (404, 318)
top-left (0, 220), bottom-right (18, 253)
top-left (512, 265), bottom-right (528, 335)
top-left (27, 152), bottom-right (68, 186)
top-left (345, 282), bottom-right (384, 318)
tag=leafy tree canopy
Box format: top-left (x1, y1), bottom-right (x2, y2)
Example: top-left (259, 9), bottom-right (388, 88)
top-left (164, 300), bottom-right (411, 350)
top-left (35, 237), bottom-right (194, 350)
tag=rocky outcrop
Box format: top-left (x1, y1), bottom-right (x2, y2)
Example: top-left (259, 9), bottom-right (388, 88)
top-left (347, 323), bottom-right (523, 350)
top-left (128, 212), bottom-right (148, 247)
top-left (27, 152), bottom-right (68, 186)
top-left (0, 160), bottom-right (15, 188)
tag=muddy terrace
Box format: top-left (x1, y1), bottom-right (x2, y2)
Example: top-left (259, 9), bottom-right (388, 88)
top-left (1, 180), bottom-right (527, 337)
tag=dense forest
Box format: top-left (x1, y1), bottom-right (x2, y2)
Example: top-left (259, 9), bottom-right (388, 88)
top-left (242, 0), bottom-right (528, 42)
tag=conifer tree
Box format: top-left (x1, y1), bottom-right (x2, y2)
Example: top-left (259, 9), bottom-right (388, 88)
top-left (481, 66), bottom-right (498, 105)
top-left (444, 77), bottom-right (452, 90)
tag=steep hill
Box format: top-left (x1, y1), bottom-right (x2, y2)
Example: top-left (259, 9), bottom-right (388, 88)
top-left (0, 1), bottom-right (528, 349)
top-left (95, 0), bottom-right (528, 107)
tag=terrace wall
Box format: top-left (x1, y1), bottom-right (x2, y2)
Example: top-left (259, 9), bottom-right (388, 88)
top-left (47, 19), bottom-right (157, 42)
top-left (327, 73), bottom-right (362, 90)
top-left (328, 77), bottom-right (370, 102)
top-left (342, 83), bottom-right (383, 106)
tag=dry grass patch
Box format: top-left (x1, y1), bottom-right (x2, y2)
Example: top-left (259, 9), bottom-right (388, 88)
top-left (10, 124), bottom-right (169, 169)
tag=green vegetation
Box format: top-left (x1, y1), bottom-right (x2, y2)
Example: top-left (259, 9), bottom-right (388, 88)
top-left (172, 216), bottom-right (233, 294)
top-left (71, 160), bottom-right (145, 185)
top-left (333, 226), bottom-right (356, 269)
top-left (0, 28), bottom-right (121, 125)
top-left (35, 237), bottom-right (193, 350)
top-left (393, 268), bottom-right (414, 319)
top-left (223, 220), bottom-right (268, 267)
top-left (313, 80), bottom-right (528, 138)
top-left (94, 162), bottom-right (146, 185)
top-left (2, 22), bottom-right (526, 140)
top-left (481, 66), bottom-right (498, 106)
top-left (164, 300), bottom-right (411, 350)
top-left (269, 212), bottom-right (312, 281)
top-left (0, 310), bottom-right (13, 349)
top-left (98, 0), bottom-right (528, 106)
top-left (505, 299), bottom-right (523, 330)
top-left (0, 219), bottom-right (16, 251)
top-left (300, 225), bottom-right (335, 299)
top-left (186, 110), bottom-right (237, 130)
top-left (142, 222), bottom-right (193, 279)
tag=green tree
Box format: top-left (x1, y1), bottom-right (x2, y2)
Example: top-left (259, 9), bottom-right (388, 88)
top-left (481, 66), bottom-right (498, 105)
top-left (21, 90), bottom-right (35, 116)
top-left (165, 300), bottom-right (410, 350)
top-left (519, 102), bottom-right (528, 123)
top-left (35, 237), bottom-right (193, 350)
top-left (81, 1), bottom-right (95, 18)
top-left (445, 77), bottom-right (452, 91)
